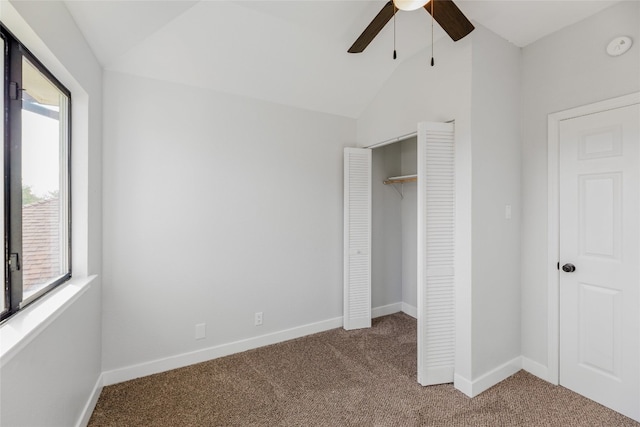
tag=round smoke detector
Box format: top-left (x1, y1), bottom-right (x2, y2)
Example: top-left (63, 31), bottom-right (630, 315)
top-left (606, 36), bottom-right (633, 57)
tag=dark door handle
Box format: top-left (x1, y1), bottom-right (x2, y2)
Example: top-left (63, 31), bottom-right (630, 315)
top-left (562, 263), bottom-right (576, 273)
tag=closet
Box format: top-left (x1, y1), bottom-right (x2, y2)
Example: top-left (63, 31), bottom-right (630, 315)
top-left (344, 122), bottom-right (456, 387)
top-left (371, 138), bottom-right (418, 318)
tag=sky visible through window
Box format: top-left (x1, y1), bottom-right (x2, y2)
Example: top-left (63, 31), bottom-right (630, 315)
top-left (22, 58), bottom-right (61, 201)
top-left (22, 109), bottom-right (60, 199)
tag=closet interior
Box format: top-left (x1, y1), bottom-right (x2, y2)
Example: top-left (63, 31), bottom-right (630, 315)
top-left (371, 136), bottom-right (418, 316)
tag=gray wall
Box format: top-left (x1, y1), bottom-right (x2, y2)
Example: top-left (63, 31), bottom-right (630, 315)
top-left (102, 71), bottom-right (356, 373)
top-left (357, 36), bottom-right (472, 147)
top-left (469, 26), bottom-right (522, 379)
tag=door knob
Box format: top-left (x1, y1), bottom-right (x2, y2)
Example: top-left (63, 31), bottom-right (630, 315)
top-left (562, 263), bottom-right (576, 273)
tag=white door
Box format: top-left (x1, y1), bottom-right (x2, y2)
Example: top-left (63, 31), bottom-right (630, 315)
top-left (417, 122), bottom-right (456, 386)
top-left (343, 147), bottom-right (372, 330)
top-left (559, 103), bottom-right (639, 420)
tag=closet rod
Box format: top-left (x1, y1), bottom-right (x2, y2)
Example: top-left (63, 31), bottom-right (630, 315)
top-left (383, 174), bottom-right (417, 185)
top-left (366, 132), bottom-right (417, 149)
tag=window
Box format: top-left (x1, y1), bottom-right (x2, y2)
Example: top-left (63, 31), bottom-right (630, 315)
top-left (1, 25), bottom-right (71, 322)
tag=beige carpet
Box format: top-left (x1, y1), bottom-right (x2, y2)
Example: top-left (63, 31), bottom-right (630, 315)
top-left (89, 313), bottom-right (638, 426)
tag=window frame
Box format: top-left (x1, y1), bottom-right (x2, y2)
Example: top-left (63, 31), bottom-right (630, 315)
top-left (1, 24), bottom-right (72, 322)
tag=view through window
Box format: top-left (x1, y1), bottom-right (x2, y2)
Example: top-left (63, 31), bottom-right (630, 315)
top-left (1, 26), bottom-right (71, 321)
top-left (21, 57), bottom-right (70, 300)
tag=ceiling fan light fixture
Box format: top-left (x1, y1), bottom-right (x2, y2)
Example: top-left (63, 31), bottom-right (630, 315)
top-left (393, 0), bottom-right (428, 12)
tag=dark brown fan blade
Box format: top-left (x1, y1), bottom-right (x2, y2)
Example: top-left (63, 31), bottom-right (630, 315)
top-left (424, 0), bottom-right (474, 41)
top-left (348, 1), bottom-right (395, 53)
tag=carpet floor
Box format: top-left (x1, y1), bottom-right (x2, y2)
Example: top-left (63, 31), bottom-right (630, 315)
top-left (89, 313), bottom-right (638, 426)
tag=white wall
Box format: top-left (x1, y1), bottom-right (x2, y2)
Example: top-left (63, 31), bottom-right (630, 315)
top-left (0, 282), bottom-right (101, 427)
top-left (0, 1), bottom-right (103, 426)
top-left (520, 1), bottom-right (640, 370)
top-left (357, 36), bottom-right (472, 146)
top-left (102, 71), bottom-right (356, 374)
top-left (469, 26), bottom-right (522, 378)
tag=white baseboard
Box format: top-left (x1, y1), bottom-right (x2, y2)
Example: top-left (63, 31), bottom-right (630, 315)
top-left (453, 373), bottom-right (473, 396)
top-left (102, 306), bottom-right (418, 387)
top-left (102, 316), bottom-right (343, 386)
top-left (372, 302), bottom-right (403, 318)
top-left (371, 302), bottom-right (417, 319)
top-left (76, 373), bottom-right (103, 427)
top-left (454, 356), bottom-right (522, 398)
top-left (521, 356), bottom-right (549, 381)
top-left (401, 303), bottom-right (417, 318)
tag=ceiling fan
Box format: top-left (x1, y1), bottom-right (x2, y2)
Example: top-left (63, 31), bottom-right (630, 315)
top-left (348, 0), bottom-right (474, 54)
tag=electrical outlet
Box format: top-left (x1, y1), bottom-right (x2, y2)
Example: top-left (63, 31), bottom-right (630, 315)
top-left (254, 312), bottom-right (263, 326)
top-left (195, 323), bottom-right (206, 340)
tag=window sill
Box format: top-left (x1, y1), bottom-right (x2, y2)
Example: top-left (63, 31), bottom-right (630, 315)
top-left (0, 275), bottom-right (97, 368)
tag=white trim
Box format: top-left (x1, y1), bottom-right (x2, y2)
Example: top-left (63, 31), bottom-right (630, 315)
top-left (0, 275), bottom-right (97, 368)
top-left (547, 112), bottom-right (560, 385)
top-left (365, 132), bottom-right (417, 149)
top-left (454, 115), bottom-right (473, 385)
top-left (522, 357), bottom-right (549, 381)
top-left (547, 92), bottom-right (640, 386)
top-left (102, 315), bottom-right (343, 386)
top-left (372, 302), bottom-right (403, 318)
top-left (369, 302), bottom-right (417, 319)
top-left (401, 302), bottom-right (417, 319)
top-left (76, 374), bottom-right (103, 427)
top-left (454, 357), bottom-right (522, 398)
top-left (453, 373), bottom-right (473, 396)
top-left (102, 302), bottom-right (417, 386)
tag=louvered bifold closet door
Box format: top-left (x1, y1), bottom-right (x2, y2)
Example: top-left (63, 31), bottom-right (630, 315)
top-left (417, 122), bottom-right (456, 386)
top-left (343, 147), bottom-right (372, 330)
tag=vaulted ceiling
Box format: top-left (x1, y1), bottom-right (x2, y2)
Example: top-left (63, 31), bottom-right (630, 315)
top-left (64, 0), bottom-right (621, 118)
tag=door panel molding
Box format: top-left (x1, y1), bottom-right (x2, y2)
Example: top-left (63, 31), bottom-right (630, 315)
top-left (547, 92), bottom-right (640, 387)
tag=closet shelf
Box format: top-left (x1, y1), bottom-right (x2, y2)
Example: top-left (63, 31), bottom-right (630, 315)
top-left (383, 174), bottom-right (417, 185)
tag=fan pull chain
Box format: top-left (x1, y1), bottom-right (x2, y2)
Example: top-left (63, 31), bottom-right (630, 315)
top-left (430, 0), bottom-right (435, 66)
top-left (393, 4), bottom-right (397, 60)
